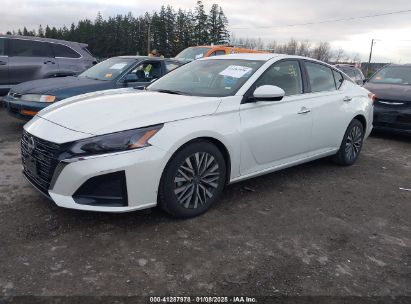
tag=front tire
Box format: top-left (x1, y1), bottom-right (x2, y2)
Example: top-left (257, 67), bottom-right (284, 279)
top-left (333, 119), bottom-right (364, 166)
top-left (158, 141), bottom-right (226, 218)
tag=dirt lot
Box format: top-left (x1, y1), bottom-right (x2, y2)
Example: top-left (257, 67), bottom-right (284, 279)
top-left (0, 106), bottom-right (410, 298)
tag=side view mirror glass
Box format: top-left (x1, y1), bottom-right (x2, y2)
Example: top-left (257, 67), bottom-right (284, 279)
top-left (253, 85), bottom-right (285, 102)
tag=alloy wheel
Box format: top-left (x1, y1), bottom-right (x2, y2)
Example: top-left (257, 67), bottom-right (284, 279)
top-left (173, 152), bottom-right (220, 209)
top-left (345, 125), bottom-right (363, 161)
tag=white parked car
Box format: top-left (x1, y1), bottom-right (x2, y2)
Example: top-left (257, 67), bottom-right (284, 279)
top-left (22, 54), bottom-right (374, 218)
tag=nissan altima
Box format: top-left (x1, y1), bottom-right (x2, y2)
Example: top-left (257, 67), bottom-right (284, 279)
top-left (22, 54), bottom-right (374, 218)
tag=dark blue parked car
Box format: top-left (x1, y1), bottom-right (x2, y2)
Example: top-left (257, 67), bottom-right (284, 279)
top-left (3, 56), bottom-right (183, 120)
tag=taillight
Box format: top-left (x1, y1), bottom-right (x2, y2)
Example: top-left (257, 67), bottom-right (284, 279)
top-left (368, 92), bottom-right (376, 103)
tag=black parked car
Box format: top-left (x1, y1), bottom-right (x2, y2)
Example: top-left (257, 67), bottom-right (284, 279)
top-left (3, 56), bottom-right (183, 120)
top-left (0, 35), bottom-right (97, 96)
top-left (364, 64), bottom-right (411, 135)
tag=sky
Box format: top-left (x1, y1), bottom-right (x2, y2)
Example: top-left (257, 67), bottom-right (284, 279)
top-left (1, 0), bottom-right (411, 63)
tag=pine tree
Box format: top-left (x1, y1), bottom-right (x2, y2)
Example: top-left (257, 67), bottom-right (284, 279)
top-left (194, 1), bottom-right (209, 45)
top-left (38, 25), bottom-right (44, 37)
top-left (208, 4), bottom-right (219, 44)
top-left (8, 3), bottom-right (231, 58)
top-left (217, 7), bottom-right (229, 44)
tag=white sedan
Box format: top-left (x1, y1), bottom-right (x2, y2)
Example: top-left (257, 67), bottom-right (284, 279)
top-left (22, 54), bottom-right (374, 218)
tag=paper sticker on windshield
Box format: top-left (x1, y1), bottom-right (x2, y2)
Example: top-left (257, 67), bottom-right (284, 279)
top-left (219, 65), bottom-right (253, 78)
top-left (105, 73), bottom-right (113, 78)
top-left (195, 54), bottom-right (204, 59)
top-left (109, 63), bottom-right (128, 70)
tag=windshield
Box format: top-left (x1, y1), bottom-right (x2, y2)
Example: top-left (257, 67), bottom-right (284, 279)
top-left (78, 58), bottom-right (135, 81)
top-left (175, 47), bottom-right (212, 62)
top-left (148, 59), bottom-right (264, 97)
top-left (369, 66), bottom-right (411, 85)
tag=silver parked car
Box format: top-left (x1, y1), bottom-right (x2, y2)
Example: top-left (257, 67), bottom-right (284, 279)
top-left (334, 64), bottom-right (365, 85)
top-left (0, 35), bottom-right (97, 95)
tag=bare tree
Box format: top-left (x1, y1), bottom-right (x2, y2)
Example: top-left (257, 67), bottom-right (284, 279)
top-left (297, 40), bottom-right (312, 57)
top-left (332, 47), bottom-right (347, 63)
top-left (312, 42), bottom-right (331, 62)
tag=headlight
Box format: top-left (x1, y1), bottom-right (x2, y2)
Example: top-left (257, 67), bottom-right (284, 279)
top-left (21, 94), bottom-right (56, 103)
top-left (68, 125), bottom-right (163, 157)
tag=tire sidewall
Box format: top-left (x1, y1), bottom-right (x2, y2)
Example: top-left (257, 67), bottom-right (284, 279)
top-left (159, 141), bottom-right (226, 218)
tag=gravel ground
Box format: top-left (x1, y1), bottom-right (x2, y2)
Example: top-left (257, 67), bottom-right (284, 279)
top-left (0, 107), bottom-right (410, 298)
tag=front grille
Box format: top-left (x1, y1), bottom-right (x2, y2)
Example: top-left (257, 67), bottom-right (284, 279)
top-left (21, 130), bottom-right (62, 195)
top-left (376, 98), bottom-right (410, 108)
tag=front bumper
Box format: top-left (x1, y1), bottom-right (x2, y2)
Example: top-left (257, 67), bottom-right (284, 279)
top-left (3, 95), bottom-right (50, 120)
top-left (373, 105), bottom-right (411, 134)
top-left (47, 147), bottom-right (167, 212)
top-left (22, 119), bottom-right (169, 212)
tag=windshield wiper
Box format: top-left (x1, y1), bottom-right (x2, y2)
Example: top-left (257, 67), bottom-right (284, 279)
top-left (82, 76), bottom-right (101, 81)
top-left (152, 89), bottom-right (191, 96)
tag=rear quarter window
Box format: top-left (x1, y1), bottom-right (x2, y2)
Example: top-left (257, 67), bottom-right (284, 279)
top-left (332, 70), bottom-right (344, 89)
top-left (52, 44), bottom-right (81, 58)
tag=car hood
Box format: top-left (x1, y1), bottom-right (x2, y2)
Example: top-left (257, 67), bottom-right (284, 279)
top-left (10, 76), bottom-right (110, 97)
top-left (37, 90), bottom-right (222, 135)
top-left (364, 82), bottom-right (411, 101)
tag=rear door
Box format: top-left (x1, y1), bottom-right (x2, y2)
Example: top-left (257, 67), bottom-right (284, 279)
top-left (0, 38), bottom-right (9, 88)
top-left (52, 43), bottom-right (84, 76)
top-left (302, 61), bottom-right (348, 151)
top-left (8, 38), bottom-right (58, 84)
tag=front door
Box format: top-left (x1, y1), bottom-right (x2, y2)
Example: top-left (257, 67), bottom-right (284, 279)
top-left (239, 60), bottom-right (312, 176)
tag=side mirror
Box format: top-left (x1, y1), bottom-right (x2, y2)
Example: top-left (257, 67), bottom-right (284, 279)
top-left (363, 79), bottom-right (368, 84)
top-left (253, 85), bottom-right (285, 102)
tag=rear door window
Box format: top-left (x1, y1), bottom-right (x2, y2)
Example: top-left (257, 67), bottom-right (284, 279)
top-left (305, 62), bottom-right (336, 92)
top-left (0, 38), bottom-right (6, 56)
top-left (52, 44), bottom-right (81, 58)
top-left (10, 39), bottom-right (53, 57)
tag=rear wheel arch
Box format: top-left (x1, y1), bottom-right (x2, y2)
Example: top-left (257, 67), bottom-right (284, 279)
top-left (353, 114), bottom-right (367, 133)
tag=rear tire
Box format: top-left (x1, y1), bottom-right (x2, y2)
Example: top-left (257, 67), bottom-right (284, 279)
top-left (158, 141), bottom-right (226, 218)
top-left (333, 119), bottom-right (364, 166)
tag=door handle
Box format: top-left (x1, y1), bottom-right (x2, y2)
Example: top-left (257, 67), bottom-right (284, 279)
top-left (0, 61), bottom-right (6, 65)
top-left (298, 107), bottom-right (311, 114)
top-left (343, 96), bottom-right (352, 102)
top-left (43, 60), bottom-right (55, 64)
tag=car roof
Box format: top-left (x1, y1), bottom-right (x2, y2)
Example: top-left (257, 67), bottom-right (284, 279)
top-left (199, 53), bottom-right (327, 63)
top-left (387, 63), bottom-right (411, 67)
top-left (335, 64), bottom-right (357, 68)
top-left (116, 56), bottom-right (173, 61)
top-left (0, 34), bottom-right (87, 47)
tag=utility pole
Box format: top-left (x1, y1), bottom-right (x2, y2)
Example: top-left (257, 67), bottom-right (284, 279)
top-left (147, 23), bottom-right (151, 55)
top-left (366, 39), bottom-right (375, 77)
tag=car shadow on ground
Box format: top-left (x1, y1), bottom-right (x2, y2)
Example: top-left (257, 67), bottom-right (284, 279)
top-left (33, 156), bottom-right (335, 232)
